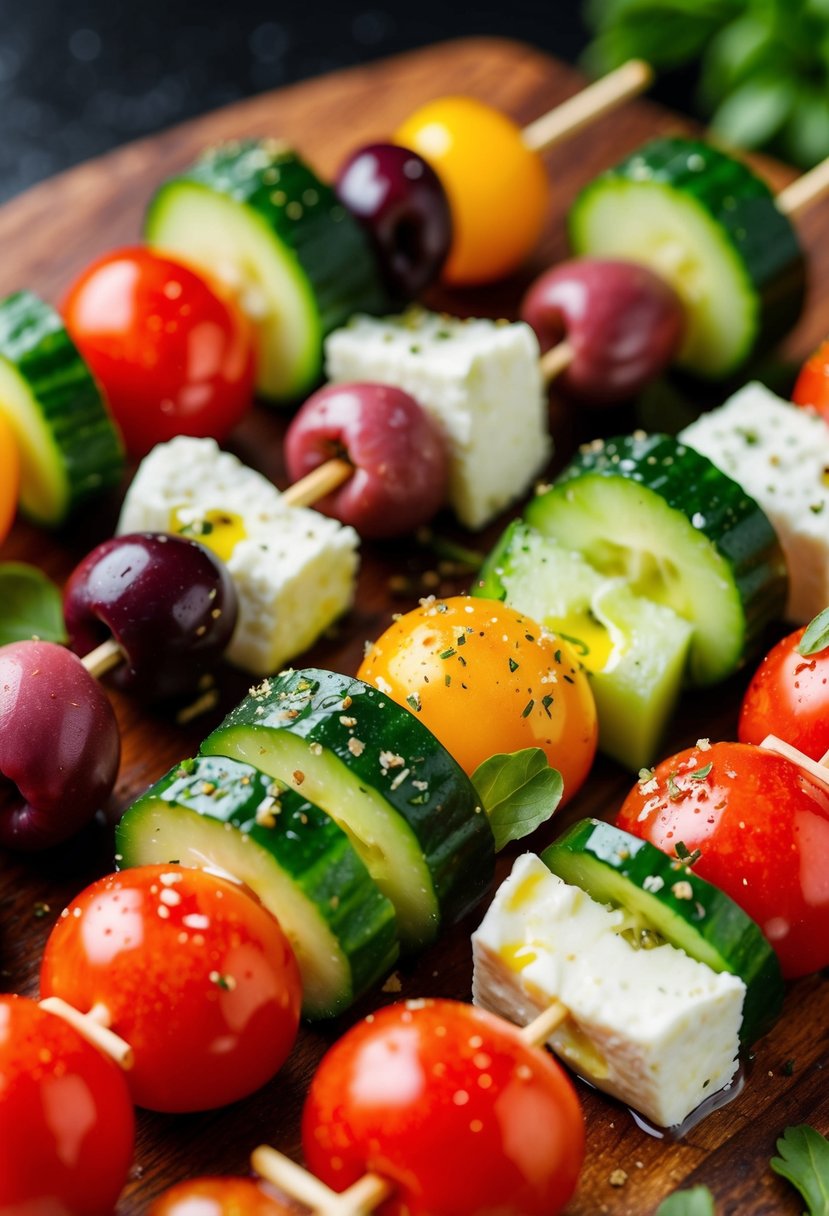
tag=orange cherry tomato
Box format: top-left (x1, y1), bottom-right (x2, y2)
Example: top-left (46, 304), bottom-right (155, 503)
top-left (0, 411), bottom-right (20, 546)
top-left (357, 596), bottom-right (597, 804)
top-left (150, 1177), bottom-right (295, 1215)
top-left (792, 337), bottom-right (829, 422)
top-left (395, 97), bottom-right (549, 285)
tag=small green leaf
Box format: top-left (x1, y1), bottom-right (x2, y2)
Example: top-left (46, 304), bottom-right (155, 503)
top-left (771, 1125), bottom-right (829, 1216)
top-left (709, 74), bottom-right (795, 149)
top-left (655, 1185), bottom-right (716, 1216)
top-left (798, 606), bottom-right (829, 656)
top-left (0, 563), bottom-right (67, 645)
top-left (471, 748), bottom-right (563, 852)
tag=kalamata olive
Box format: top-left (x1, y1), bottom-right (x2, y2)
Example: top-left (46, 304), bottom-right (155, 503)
top-left (521, 258), bottom-right (686, 404)
top-left (63, 533), bottom-right (238, 700)
top-left (335, 143), bottom-right (452, 301)
top-left (0, 640), bottom-right (120, 850)
top-left (284, 382), bottom-right (449, 538)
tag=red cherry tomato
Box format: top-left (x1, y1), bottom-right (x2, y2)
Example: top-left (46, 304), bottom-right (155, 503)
top-left (739, 624), bottom-right (829, 761)
top-left (302, 998), bottom-right (584, 1216)
top-left (617, 740), bottom-right (829, 978)
top-left (0, 994), bottom-right (134, 1216)
top-left (792, 337), bottom-right (829, 423)
top-left (149, 1177), bottom-right (295, 1215)
top-left (63, 247), bottom-right (256, 458)
top-left (40, 865), bottom-right (302, 1112)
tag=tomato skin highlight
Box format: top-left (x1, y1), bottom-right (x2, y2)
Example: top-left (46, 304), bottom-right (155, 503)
top-left (302, 999), bottom-right (584, 1216)
top-left (739, 625), bottom-right (829, 761)
top-left (40, 865), bottom-right (302, 1112)
top-left (357, 596), bottom-right (597, 804)
top-left (617, 740), bottom-right (829, 979)
top-left (149, 1176), bottom-right (294, 1215)
top-left (0, 994), bottom-right (135, 1216)
top-left (63, 246), bottom-right (255, 458)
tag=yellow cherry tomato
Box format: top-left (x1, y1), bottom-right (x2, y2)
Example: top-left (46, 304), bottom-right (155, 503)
top-left (357, 596), bottom-right (597, 804)
top-left (395, 96), bottom-right (550, 286)
top-left (0, 411), bottom-right (20, 546)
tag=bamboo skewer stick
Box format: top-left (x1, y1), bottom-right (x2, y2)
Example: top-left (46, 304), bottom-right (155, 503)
top-left (776, 154), bottom-right (829, 218)
top-left (38, 996), bottom-right (134, 1069)
top-left (522, 60), bottom-right (653, 153)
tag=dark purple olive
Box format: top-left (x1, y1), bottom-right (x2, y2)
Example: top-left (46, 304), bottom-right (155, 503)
top-left (335, 142), bottom-right (452, 301)
top-left (285, 381), bottom-right (449, 537)
top-left (63, 533), bottom-right (238, 700)
top-left (0, 640), bottom-right (120, 850)
top-left (521, 258), bottom-right (687, 405)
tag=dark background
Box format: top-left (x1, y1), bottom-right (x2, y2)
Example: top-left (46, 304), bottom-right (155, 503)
top-left (0, 1), bottom-right (599, 203)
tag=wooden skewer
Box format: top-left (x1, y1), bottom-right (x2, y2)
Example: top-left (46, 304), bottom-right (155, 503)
top-left (38, 996), bottom-right (135, 1070)
top-left (281, 457), bottom-right (353, 508)
top-left (81, 636), bottom-right (124, 678)
top-left (759, 734), bottom-right (829, 794)
top-left (776, 154), bottom-right (829, 218)
top-left (522, 60), bottom-right (653, 154)
top-left (252, 1000), bottom-right (569, 1216)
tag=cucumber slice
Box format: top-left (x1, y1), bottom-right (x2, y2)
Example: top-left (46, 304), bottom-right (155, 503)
top-left (476, 520), bottom-right (692, 769)
top-left (569, 137), bottom-right (805, 377)
top-left (201, 667), bottom-right (494, 950)
top-left (542, 818), bottom-right (784, 1044)
top-left (116, 755), bottom-right (399, 1020)
top-left (145, 140), bottom-right (388, 403)
top-left (0, 292), bottom-right (124, 525)
top-left (526, 433), bottom-right (787, 686)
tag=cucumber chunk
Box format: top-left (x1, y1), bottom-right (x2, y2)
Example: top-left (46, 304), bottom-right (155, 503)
top-left (201, 667), bottom-right (494, 950)
top-left (476, 520), bottom-right (692, 769)
top-left (0, 291), bottom-right (124, 525)
top-left (145, 141), bottom-right (388, 403)
top-left (542, 818), bottom-right (783, 1044)
top-left (526, 433), bottom-right (787, 686)
top-left (116, 755), bottom-right (399, 1019)
top-left (569, 137), bottom-right (805, 377)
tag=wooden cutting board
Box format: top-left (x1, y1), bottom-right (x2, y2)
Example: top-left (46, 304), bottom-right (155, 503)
top-left (1, 36), bottom-right (828, 1216)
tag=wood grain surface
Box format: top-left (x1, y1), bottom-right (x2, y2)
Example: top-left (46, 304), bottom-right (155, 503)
top-left (1, 36), bottom-right (827, 1216)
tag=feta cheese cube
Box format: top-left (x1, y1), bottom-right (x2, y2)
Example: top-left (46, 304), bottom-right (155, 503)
top-left (117, 436), bottom-right (359, 675)
top-left (680, 382), bottom-right (829, 622)
top-left (324, 309), bottom-right (551, 529)
top-left (472, 853), bottom-right (745, 1129)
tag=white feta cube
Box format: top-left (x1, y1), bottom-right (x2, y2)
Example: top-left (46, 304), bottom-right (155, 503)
top-left (680, 382), bottom-right (829, 623)
top-left (118, 436), bottom-right (359, 675)
top-left (472, 853), bottom-right (745, 1129)
top-left (324, 309), bottom-right (551, 529)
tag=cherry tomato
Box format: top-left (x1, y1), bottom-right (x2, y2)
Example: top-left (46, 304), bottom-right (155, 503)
top-left (739, 624), bottom-right (829, 761)
top-left (149, 1177), bottom-right (295, 1215)
top-left (303, 999), bottom-right (583, 1216)
top-left (63, 247), bottom-right (256, 458)
top-left (792, 337), bottom-right (829, 423)
top-left (617, 740), bottom-right (829, 978)
top-left (40, 865), bottom-right (302, 1112)
top-left (0, 411), bottom-right (19, 546)
top-left (395, 98), bottom-right (549, 285)
top-left (357, 596), bottom-right (597, 803)
top-left (0, 994), bottom-right (134, 1216)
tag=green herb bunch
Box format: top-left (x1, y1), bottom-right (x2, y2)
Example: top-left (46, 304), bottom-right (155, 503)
top-left (584, 0), bottom-right (829, 167)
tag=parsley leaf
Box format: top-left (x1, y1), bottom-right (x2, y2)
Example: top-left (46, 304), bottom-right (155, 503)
top-left (798, 607), bottom-right (829, 657)
top-left (471, 748), bottom-right (563, 852)
top-left (771, 1124), bottom-right (829, 1215)
top-left (0, 563), bottom-right (67, 645)
top-left (655, 1186), bottom-right (715, 1216)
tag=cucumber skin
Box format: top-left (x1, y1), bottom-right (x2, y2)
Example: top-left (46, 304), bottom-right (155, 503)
top-left (117, 755), bottom-right (399, 1017)
top-left (0, 292), bottom-right (124, 524)
top-left (146, 141), bottom-right (389, 402)
top-left (474, 517), bottom-right (522, 602)
top-left (201, 668), bottom-right (495, 931)
top-left (542, 818), bottom-right (783, 1045)
top-left (570, 137), bottom-right (806, 376)
top-left (528, 432), bottom-right (788, 683)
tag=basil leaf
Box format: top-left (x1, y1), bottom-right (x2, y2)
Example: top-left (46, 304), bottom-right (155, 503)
top-left (798, 606), bottom-right (829, 656)
top-left (771, 1125), bottom-right (829, 1216)
top-left (655, 1186), bottom-right (716, 1216)
top-left (0, 562), bottom-right (67, 645)
top-left (471, 748), bottom-right (563, 852)
top-left (709, 75), bottom-right (795, 148)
